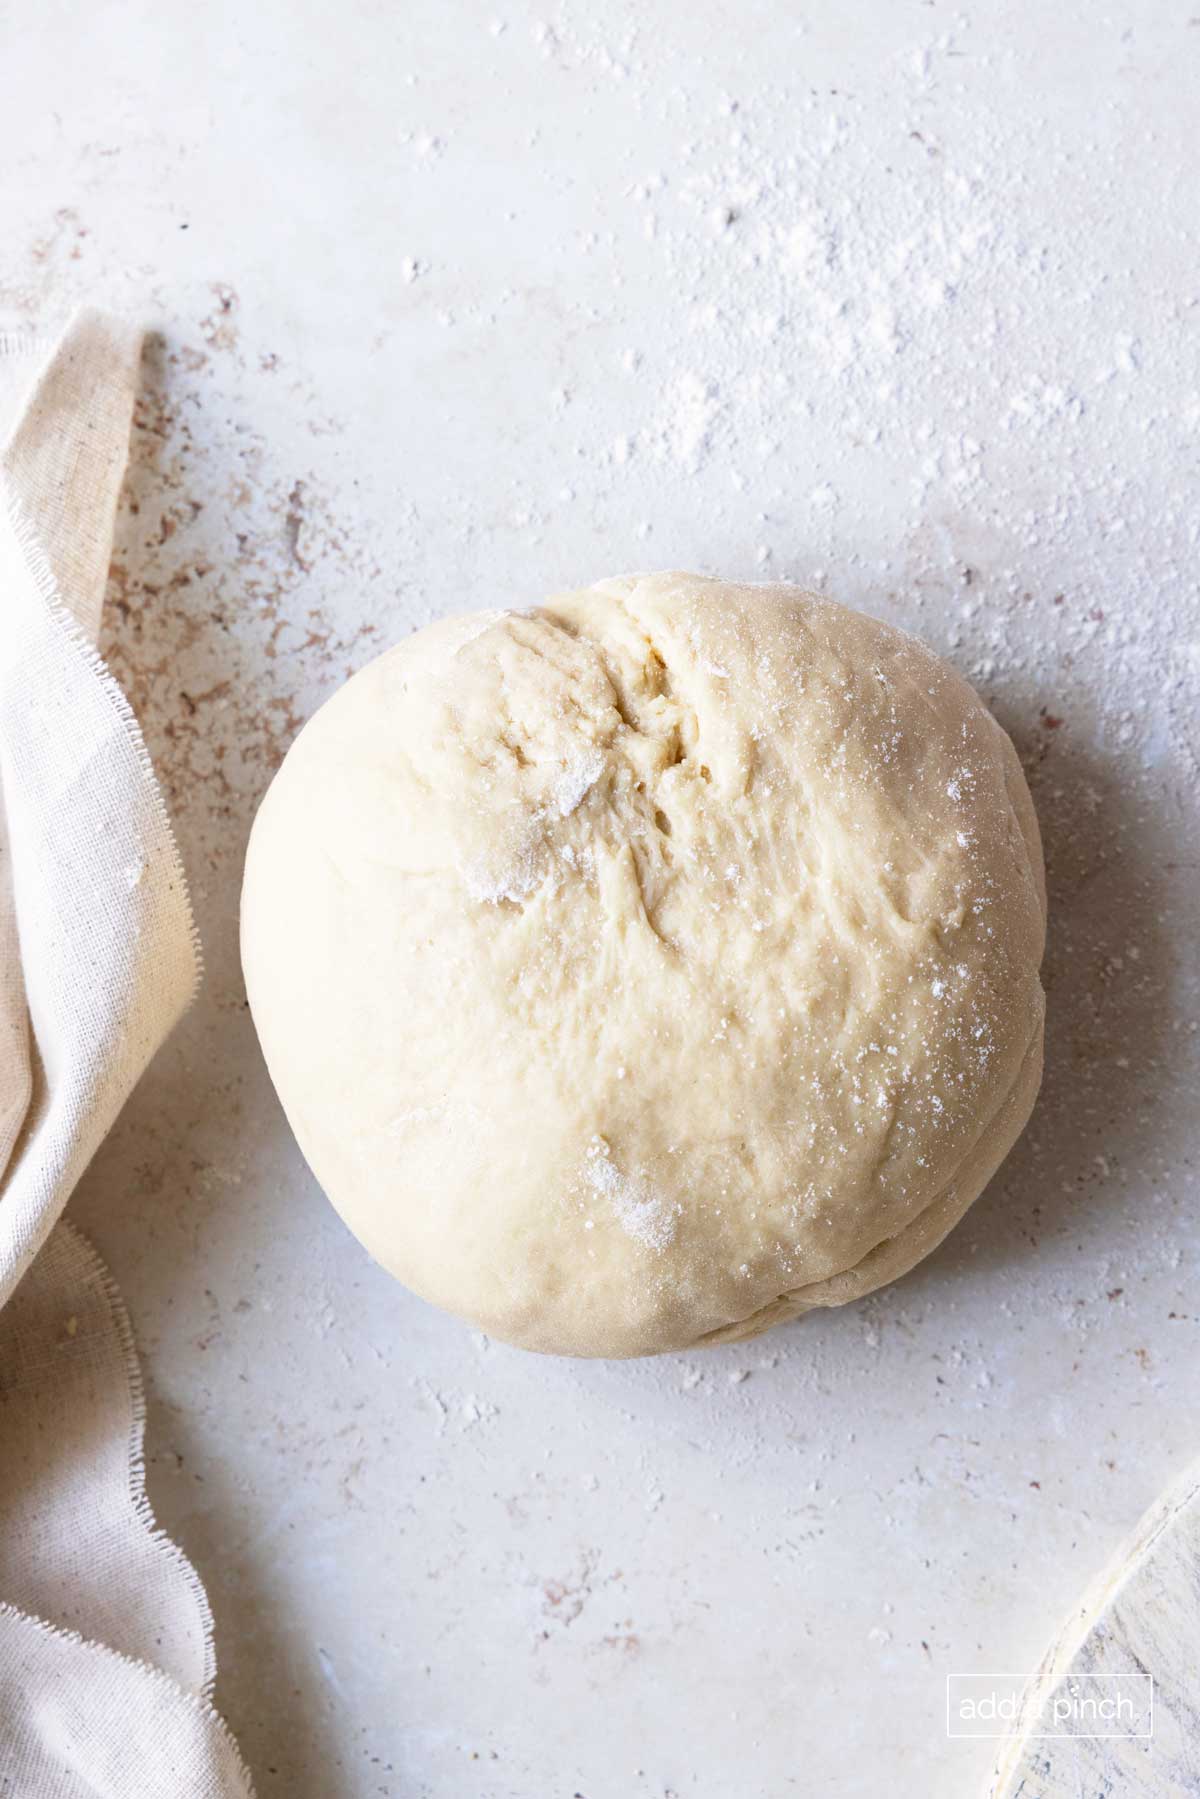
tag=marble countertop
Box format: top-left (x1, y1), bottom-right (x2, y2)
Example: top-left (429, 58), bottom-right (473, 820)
top-left (3, 2), bottom-right (1198, 1794)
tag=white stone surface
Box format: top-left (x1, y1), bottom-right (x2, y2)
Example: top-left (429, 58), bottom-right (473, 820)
top-left (2, 3), bottom-right (1198, 1795)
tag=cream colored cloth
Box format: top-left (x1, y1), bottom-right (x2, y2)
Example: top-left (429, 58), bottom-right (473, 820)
top-left (0, 314), bottom-right (252, 1795)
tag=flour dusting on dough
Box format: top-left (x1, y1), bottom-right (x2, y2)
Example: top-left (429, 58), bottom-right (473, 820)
top-left (451, 608), bottom-right (513, 651)
top-left (553, 747), bottom-right (605, 817)
top-left (463, 840), bottom-right (543, 905)
top-left (585, 1137), bottom-right (676, 1252)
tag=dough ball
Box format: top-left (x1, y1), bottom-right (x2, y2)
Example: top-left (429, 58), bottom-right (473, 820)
top-left (241, 572), bottom-right (1046, 1357)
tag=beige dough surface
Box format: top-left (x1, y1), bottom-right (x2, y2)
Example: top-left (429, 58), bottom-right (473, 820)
top-left (241, 572), bottom-right (1046, 1357)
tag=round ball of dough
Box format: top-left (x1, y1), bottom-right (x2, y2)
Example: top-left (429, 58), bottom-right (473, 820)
top-left (242, 572), bottom-right (1046, 1357)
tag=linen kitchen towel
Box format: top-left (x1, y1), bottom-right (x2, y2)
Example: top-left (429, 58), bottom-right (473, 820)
top-left (0, 311), bottom-right (252, 1796)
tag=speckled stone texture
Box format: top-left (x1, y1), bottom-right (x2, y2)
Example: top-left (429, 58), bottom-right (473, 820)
top-left (1, 3), bottom-right (1197, 1795)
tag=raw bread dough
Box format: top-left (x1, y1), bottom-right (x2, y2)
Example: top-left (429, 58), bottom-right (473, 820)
top-left (241, 572), bottom-right (1046, 1357)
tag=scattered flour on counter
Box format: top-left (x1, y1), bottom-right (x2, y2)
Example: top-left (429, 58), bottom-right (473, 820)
top-left (585, 1136), bottom-right (677, 1251)
top-left (651, 371), bottom-right (722, 473)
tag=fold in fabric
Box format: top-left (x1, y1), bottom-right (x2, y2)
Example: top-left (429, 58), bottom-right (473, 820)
top-left (0, 314), bottom-right (252, 1796)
